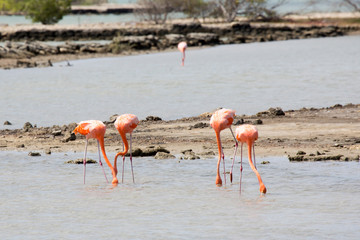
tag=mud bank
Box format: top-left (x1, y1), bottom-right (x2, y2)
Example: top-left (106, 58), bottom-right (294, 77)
top-left (1, 104), bottom-right (359, 161)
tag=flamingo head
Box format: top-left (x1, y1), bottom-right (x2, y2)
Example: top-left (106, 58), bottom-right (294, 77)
top-left (260, 183), bottom-right (267, 194)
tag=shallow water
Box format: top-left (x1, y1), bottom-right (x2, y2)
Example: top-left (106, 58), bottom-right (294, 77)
top-left (0, 151), bottom-right (359, 239)
top-left (1, 35), bottom-right (360, 129)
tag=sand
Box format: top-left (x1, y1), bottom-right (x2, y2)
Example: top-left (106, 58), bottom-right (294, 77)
top-left (1, 104), bottom-right (359, 161)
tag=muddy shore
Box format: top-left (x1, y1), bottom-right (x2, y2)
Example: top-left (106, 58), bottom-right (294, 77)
top-left (1, 104), bottom-right (359, 161)
top-left (1, 16), bottom-right (360, 69)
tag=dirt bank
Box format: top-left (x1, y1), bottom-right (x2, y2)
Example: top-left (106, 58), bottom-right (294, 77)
top-left (1, 104), bottom-right (359, 161)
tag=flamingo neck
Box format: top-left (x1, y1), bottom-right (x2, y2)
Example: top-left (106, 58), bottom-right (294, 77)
top-left (98, 138), bottom-right (116, 178)
top-left (114, 131), bottom-right (129, 169)
top-left (247, 140), bottom-right (264, 185)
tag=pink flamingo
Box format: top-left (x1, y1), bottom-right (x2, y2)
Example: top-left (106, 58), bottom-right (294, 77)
top-left (114, 114), bottom-right (139, 183)
top-left (230, 124), bottom-right (267, 194)
top-left (210, 108), bottom-right (237, 186)
top-left (73, 120), bottom-right (117, 184)
top-left (177, 41), bottom-right (187, 66)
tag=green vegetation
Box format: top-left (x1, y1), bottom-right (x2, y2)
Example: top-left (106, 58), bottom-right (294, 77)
top-left (26, 0), bottom-right (71, 24)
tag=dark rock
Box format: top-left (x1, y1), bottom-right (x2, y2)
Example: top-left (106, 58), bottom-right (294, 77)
top-left (145, 116), bottom-right (162, 121)
top-left (65, 158), bottom-right (97, 164)
top-left (191, 122), bottom-right (209, 129)
top-left (52, 130), bottom-right (62, 136)
top-left (63, 132), bottom-right (76, 142)
top-left (257, 107), bottom-right (285, 117)
top-left (296, 151), bottom-right (306, 155)
top-left (28, 152), bottom-right (41, 157)
top-left (252, 119), bottom-right (263, 125)
top-left (261, 161), bottom-right (270, 164)
top-left (23, 122), bottom-right (33, 129)
top-left (180, 149), bottom-right (200, 160)
top-left (154, 152), bottom-right (176, 160)
top-left (186, 32), bottom-right (219, 46)
top-left (109, 114), bottom-right (119, 123)
top-left (3, 120), bottom-right (12, 125)
top-left (17, 144), bottom-right (25, 148)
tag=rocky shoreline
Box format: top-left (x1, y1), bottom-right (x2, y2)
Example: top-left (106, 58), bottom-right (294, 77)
top-left (1, 20), bottom-right (360, 69)
top-left (1, 104), bottom-right (359, 162)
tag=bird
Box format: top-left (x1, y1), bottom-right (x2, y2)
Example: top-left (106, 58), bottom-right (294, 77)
top-left (114, 114), bottom-right (139, 183)
top-left (73, 120), bottom-right (118, 184)
top-left (177, 41), bottom-right (187, 66)
top-left (210, 108), bottom-right (237, 186)
top-left (230, 124), bottom-right (267, 194)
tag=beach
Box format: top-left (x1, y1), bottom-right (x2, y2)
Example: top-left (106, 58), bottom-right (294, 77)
top-left (1, 104), bottom-right (359, 161)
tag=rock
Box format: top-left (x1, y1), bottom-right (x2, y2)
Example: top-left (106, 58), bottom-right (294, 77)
top-left (63, 132), bottom-right (76, 142)
top-left (154, 152), bottom-right (176, 160)
top-left (17, 144), bottom-right (25, 148)
top-left (164, 34), bottom-right (186, 45)
top-left (261, 161), bottom-right (270, 164)
top-left (28, 152), bottom-right (41, 157)
top-left (189, 122), bottom-right (209, 130)
top-left (45, 149), bottom-right (51, 155)
top-left (109, 114), bottom-right (119, 123)
top-left (3, 121), bottom-right (12, 125)
top-left (145, 116), bottom-right (162, 121)
top-left (296, 151), bottom-right (306, 155)
top-left (65, 158), bottom-right (97, 164)
top-left (23, 122), bottom-right (33, 129)
top-left (142, 146), bottom-right (170, 156)
top-left (186, 32), bottom-right (219, 46)
top-left (180, 149), bottom-right (200, 160)
top-left (52, 130), bottom-right (62, 136)
top-left (257, 107), bottom-right (285, 117)
top-left (252, 119), bottom-right (263, 125)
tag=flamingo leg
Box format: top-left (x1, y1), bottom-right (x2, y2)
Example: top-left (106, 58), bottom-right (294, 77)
top-left (222, 150), bottom-right (226, 186)
top-left (229, 128), bottom-right (238, 183)
top-left (130, 133), bottom-right (135, 183)
top-left (122, 142), bottom-right (125, 183)
top-left (253, 144), bottom-right (257, 169)
top-left (230, 141), bottom-right (238, 183)
top-left (83, 139), bottom-right (88, 184)
top-left (240, 143), bottom-right (243, 193)
top-left (97, 140), bottom-right (109, 183)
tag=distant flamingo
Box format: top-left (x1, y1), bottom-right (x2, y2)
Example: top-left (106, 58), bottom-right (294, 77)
top-left (73, 120), bottom-right (118, 184)
top-left (114, 114), bottom-right (139, 183)
top-left (230, 124), bottom-right (267, 194)
top-left (177, 41), bottom-right (187, 66)
top-left (210, 108), bottom-right (237, 186)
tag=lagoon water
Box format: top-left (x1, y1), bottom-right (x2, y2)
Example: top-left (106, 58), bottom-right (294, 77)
top-left (0, 151), bottom-right (359, 239)
top-left (1, 35), bottom-right (360, 129)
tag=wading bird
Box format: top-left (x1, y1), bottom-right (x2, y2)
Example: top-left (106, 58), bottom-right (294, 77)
top-left (230, 124), bottom-right (267, 194)
top-left (210, 108), bottom-right (237, 186)
top-left (177, 41), bottom-right (187, 66)
top-left (73, 120), bottom-right (117, 184)
top-left (114, 114), bottom-right (139, 183)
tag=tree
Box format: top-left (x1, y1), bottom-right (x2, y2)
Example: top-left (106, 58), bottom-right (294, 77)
top-left (341, 0), bottom-right (360, 11)
top-left (182, 0), bottom-right (217, 20)
top-left (135, 0), bottom-right (182, 24)
top-left (26, 0), bottom-right (71, 24)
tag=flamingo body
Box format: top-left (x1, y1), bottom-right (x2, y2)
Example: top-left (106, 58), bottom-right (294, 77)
top-left (73, 120), bottom-right (117, 184)
top-left (114, 114), bottom-right (139, 183)
top-left (210, 108), bottom-right (236, 186)
top-left (235, 124), bottom-right (266, 194)
top-left (177, 41), bottom-right (187, 66)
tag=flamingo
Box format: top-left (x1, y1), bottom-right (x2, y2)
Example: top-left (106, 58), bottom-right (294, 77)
top-left (177, 41), bottom-right (187, 66)
top-left (210, 108), bottom-right (237, 186)
top-left (73, 120), bottom-right (118, 184)
top-left (114, 114), bottom-right (139, 183)
top-left (230, 124), bottom-right (267, 194)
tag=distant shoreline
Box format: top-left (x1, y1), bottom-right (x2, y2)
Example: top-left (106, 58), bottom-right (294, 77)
top-left (1, 15), bottom-right (360, 69)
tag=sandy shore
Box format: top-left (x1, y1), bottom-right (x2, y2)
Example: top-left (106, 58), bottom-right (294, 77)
top-left (1, 104), bottom-right (359, 161)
